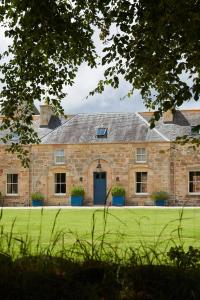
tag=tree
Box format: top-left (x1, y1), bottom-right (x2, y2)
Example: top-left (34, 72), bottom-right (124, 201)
top-left (0, 0), bottom-right (199, 164)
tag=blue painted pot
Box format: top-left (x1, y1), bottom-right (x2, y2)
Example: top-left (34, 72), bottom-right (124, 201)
top-left (32, 199), bottom-right (43, 206)
top-left (155, 199), bottom-right (166, 206)
top-left (71, 196), bottom-right (83, 206)
top-left (112, 196), bottom-right (125, 206)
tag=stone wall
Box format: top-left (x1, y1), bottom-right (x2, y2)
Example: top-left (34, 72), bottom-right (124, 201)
top-left (172, 144), bottom-right (200, 206)
top-left (30, 142), bottom-right (171, 206)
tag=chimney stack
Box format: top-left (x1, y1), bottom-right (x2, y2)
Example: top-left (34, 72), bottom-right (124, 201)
top-left (40, 98), bottom-right (53, 127)
top-left (163, 109), bottom-right (174, 124)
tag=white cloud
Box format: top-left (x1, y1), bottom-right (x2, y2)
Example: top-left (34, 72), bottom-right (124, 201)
top-left (0, 26), bottom-right (199, 113)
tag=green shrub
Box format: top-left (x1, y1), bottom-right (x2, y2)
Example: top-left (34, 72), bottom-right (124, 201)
top-left (111, 186), bottom-right (125, 197)
top-left (151, 191), bottom-right (169, 201)
top-left (70, 186), bottom-right (85, 197)
top-left (31, 192), bottom-right (44, 201)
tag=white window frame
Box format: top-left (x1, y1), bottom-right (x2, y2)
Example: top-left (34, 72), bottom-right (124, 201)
top-left (54, 149), bottom-right (65, 165)
top-left (135, 172), bottom-right (148, 194)
top-left (188, 171), bottom-right (200, 195)
top-left (54, 173), bottom-right (66, 195)
top-left (7, 174), bottom-right (19, 196)
top-left (136, 148), bottom-right (147, 163)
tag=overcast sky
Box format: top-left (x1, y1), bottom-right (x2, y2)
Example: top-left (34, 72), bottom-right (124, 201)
top-left (0, 27), bottom-right (199, 114)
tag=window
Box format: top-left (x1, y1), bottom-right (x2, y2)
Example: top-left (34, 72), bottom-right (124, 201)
top-left (136, 148), bottom-right (147, 163)
top-left (7, 174), bottom-right (18, 195)
top-left (189, 171), bottom-right (200, 193)
top-left (55, 173), bottom-right (66, 194)
top-left (191, 126), bottom-right (200, 136)
top-left (136, 172), bottom-right (147, 193)
top-left (55, 150), bottom-right (65, 164)
top-left (96, 128), bottom-right (107, 138)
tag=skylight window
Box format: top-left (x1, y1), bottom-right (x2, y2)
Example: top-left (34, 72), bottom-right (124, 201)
top-left (96, 128), bottom-right (107, 138)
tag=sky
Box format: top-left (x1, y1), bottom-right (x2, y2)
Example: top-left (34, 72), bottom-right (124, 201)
top-left (0, 26), bottom-right (199, 114)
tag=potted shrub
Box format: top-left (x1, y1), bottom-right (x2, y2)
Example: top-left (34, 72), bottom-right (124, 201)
top-left (151, 191), bottom-right (169, 206)
top-left (70, 186), bottom-right (84, 206)
top-left (31, 192), bottom-right (44, 207)
top-left (111, 185), bottom-right (125, 206)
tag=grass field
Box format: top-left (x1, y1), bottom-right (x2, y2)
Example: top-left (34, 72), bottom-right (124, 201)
top-left (0, 207), bottom-right (200, 254)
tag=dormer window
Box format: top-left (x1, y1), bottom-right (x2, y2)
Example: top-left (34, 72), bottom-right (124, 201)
top-left (55, 150), bottom-right (65, 164)
top-left (96, 128), bottom-right (107, 138)
top-left (191, 126), bottom-right (200, 136)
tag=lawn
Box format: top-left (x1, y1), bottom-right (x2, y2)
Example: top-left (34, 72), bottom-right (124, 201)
top-left (1, 207), bottom-right (200, 254)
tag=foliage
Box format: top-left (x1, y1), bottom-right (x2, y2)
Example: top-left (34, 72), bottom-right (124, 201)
top-left (92, 0), bottom-right (200, 128)
top-left (31, 192), bottom-right (44, 201)
top-left (151, 191), bottom-right (169, 201)
top-left (111, 185), bottom-right (125, 197)
top-left (167, 246), bottom-right (200, 269)
top-left (0, 0), bottom-right (199, 161)
top-left (70, 186), bottom-right (85, 197)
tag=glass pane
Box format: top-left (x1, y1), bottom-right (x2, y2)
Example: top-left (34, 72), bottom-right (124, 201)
top-left (12, 184), bottom-right (18, 194)
top-left (61, 184), bottom-right (66, 193)
top-left (55, 183), bottom-right (60, 194)
top-left (189, 182), bottom-right (193, 192)
top-left (7, 174), bottom-right (12, 184)
top-left (142, 183), bottom-right (147, 193)
top-left (96, 128), bottom-right (107, 136)
top-left (136, 183), bottom-right (141, 193)
top-left (13, 174), bottom-right (18, 183)
top-left (61, 173), bottom-right (66, 182)
top-left (136, 172), bottom-right (141, 182)
top-left (189, 172), bottom-right (194, 181)
top-left (7, 184), bottom-right (12, 194)
top-left (141, 172), bottom-right (147, 182)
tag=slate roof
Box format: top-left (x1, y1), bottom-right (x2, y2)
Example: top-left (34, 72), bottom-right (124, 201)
top-left (0, 109), bottom-right (200, 145)
top-left (140, 110), bottom-right (200, 141)
top-left (41, 113), bottom-right (167, 144)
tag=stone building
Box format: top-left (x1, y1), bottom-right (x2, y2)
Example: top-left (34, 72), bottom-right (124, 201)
top-left (0, 104), bottom-right (200, 206)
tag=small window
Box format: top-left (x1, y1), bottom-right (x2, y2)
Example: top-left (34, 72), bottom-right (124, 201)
top-left (7, 174), bottom-right (18, 195)
top-left (189, 171), bottom-right (200, 193)
top-left (55, 173), bottom-right (66, 194)
top-left (136, 148), bottom-right (147, 163)
top-left (96, 128), bottom-right (107, 138)
top-left (191, 126), bottom-right (200, 136)
top-left (136, 172), bottom-right (147, 193)
top-left (55, 150), bottom-right (65, 164)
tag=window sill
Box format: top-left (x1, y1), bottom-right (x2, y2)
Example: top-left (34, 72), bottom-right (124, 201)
top-left (6, 194), bottom-right (19, 197)
top-left (54, 194), bottom-right (66, 196)
top-left (188, 193), bottom-right (200, 196)
top-left (135, 161), bottom-right (147, 164)
top-left (135, 193), bottom-right (149, 196)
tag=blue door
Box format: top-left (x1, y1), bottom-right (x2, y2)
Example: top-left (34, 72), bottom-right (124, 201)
top-left (93, 172), bottom-right (107, 205)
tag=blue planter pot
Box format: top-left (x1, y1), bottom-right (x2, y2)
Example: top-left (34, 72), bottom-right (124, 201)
top-left (32, 199), bottom-right (43, 207)
top-left (71, 196), bottom-right (83, 206)
top-left (112, 196), bottom-right (125, 206)
top-left (155, 199), bottom-right (166, 206)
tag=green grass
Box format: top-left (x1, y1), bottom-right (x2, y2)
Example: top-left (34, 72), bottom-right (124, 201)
top-left (1, 207), bottom-right (200, 252)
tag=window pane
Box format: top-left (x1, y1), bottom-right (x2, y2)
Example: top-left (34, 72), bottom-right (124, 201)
top-left (189, 172), bottom-right (194, 181)
top-left (61, 184), bottom-right (66, 193)
top-left (7, 184), bottom-right (12, 194)
top-left (12, 184), bottom-right (18, 194)
top-left (136, 172), bottom-right (141, 182)
top-left (13, 174), bottom-right (18, 183)
top-left (61, 173), bottom-right (66, 182)
top-left (136, 183), bottom-right (141, 193)
top-left (7, 174), bottom-right (12, 184)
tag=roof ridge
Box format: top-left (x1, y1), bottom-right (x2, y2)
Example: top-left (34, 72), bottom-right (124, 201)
top-left (135, 112), bottom-right (170, 142)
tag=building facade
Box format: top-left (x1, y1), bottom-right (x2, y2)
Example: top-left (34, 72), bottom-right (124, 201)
top-left (0, 105), bottom-right (200, 206)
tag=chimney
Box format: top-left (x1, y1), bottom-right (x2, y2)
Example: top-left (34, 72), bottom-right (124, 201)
top-left (163, 109), bottom-right (174, 124)
top-left (40, 98), bottom-right (53, 127)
